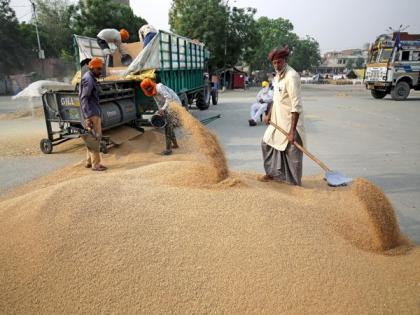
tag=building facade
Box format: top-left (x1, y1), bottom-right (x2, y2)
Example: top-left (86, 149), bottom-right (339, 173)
top-left (316, 48), bottom-right (368, 74)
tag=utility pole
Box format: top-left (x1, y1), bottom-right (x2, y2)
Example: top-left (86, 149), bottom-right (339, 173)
top-left (29, 0), bottom-right (45, 59)
top-left (222, 0), bottom-right (229, 90)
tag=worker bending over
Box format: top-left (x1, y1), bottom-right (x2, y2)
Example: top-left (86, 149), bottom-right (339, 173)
top-left (140, 78), bottom-right (180, 155)
top-left (96, 28), bottom-right (130, 67)
top-left (139, 24), bottom-right (157, 47)
top-left (248, 81), bottom-right (273, 126)
top-left (79, 57), bottom-right (107, 171)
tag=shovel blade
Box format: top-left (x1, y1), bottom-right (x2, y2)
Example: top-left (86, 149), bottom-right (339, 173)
top-left (325, 170), bottom-right (353, 187)
top-left (81, 133), bottom-right (99, 152)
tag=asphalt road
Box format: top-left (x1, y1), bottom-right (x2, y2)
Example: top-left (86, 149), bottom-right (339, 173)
top-left (1, 85), bottom-right (419, 243)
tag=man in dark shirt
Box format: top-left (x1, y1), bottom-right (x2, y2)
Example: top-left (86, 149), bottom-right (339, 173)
top-left (79, 57), bottom-right (107, 171)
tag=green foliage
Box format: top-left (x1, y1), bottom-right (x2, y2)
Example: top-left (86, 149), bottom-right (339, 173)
top-left (355, 57), bottom-right (364, 68)
top-left (0, 0), bottom-right (33, 74)
top-left (346, 58), bottom-right (355, 70)
top-left (170, 4), bottom-right (321, 72)
top-left (35, 0), bottom-right (74, 58)
top-left (249, 17), bottom-right (298, 71)
top-left (289, 36), bottom-right (322, 72)
top-left (1, 0), bottom-right (148, 74)
top-left (69, 0), bottom-right (147, 42)
top-left (169, 0), bottom-right (259, 69)
top-left (249, 17), bottom-right (321, 72)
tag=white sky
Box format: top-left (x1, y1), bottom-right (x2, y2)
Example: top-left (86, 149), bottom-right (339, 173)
top-left (10, 0), bottom-right (420, 53)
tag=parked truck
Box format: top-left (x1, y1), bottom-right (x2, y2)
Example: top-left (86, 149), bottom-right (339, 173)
top-left (365, 32), bottom-right (420, 100)
top-left (40, 30), bottom-right (218, 154)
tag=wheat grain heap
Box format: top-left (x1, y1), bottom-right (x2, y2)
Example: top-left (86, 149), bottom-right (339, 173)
top-left (1, 104), bottom-right (419, 314)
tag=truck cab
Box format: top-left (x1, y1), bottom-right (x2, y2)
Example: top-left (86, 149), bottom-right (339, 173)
top-left (365, 32), bottom-right (420, 100)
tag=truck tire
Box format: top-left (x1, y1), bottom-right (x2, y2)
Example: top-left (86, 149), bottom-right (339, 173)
top-left (100, 141), bottom-right (108, 154)
top-left (371, 89), bottom-right (387, 99)
top-left (179, 93), bottom-right (189, 111)
top-left (196, 89), bottom-right (210, 110)
top-left (391, 81), bottom-right (410, 101)
top-left (40, 138), bottom-right (53, 154)
top-left (211, 89), bottom-right (218, 105)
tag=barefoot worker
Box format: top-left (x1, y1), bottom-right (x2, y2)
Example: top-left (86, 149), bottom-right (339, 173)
top-left (140, 78), bottom-right (180, 155)
top-left (79, 57), bottom-right (107, 171)
top-left (261, 46), bottom-right (305, 185)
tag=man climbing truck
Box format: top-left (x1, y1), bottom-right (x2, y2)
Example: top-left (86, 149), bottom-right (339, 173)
top-left (365, 32), bottom-right (420, 100)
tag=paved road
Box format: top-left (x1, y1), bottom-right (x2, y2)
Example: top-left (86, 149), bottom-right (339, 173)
top-left (196, 85), bottom-right (420, 243)
top-left (1, 86), bottom-right (420, 243)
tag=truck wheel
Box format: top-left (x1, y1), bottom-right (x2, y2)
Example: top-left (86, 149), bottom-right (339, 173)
top-left (196, 89), bottom-right (210, 110)
top-left (371, 89), bottom-right (387, 99)
top-left (40, 138), bottom-right (53, 154)
top-left (211, 89), bottom-right (218, 105)
top-left (100, 141), bottom-right (108, 154)
top-left (391, 81), bottom-right (410, 101)
top-left (179, 93), bottom-right (189, 111)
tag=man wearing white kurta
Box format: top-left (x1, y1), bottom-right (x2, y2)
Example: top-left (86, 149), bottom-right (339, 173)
top-left (261, 47), bottom-right (305, 186)
top-left (249, 81), bottom-right (273, 126)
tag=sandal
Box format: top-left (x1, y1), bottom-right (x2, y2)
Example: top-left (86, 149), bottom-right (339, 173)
top-left (85, 163), bottom-right (92, 168)
top-left (92, 165), bottom-right (108, 171)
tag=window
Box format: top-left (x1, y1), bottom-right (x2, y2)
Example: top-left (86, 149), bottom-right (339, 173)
top-left (379, 49), bottom-right (392, 63)
top-left (401, 51), bottom-right (410, 61)
top-left (369, 51), bottom-right (379, 63)
top-left (412, 51), bottom-right (420, 61)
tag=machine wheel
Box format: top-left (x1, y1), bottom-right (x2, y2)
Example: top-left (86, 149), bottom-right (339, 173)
top-left (179, 93), bottom-right (189, 111)
top-left (196, 88), bottom-right (210, 110)
top-left (211, 89), bottom-right (219, 105)
top-left (100, 141), bottom-right (108, 154)
top-left (391, 81), bottom-right (410, 101)
top-left (40, 138), bottom-right (53, 154)
top-left (371, 89), bottom-right (387, 99)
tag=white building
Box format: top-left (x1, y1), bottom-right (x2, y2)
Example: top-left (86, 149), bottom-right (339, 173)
top-left (316, 49), bottom-right (367, 74)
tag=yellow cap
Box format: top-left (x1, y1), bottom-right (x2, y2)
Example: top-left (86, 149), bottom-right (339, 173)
top-left (261, 81), bottom-right (269, 88)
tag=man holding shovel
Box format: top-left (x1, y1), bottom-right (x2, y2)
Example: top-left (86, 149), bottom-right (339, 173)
top-left (79, 57), bottom-right (107, 171)
top-left (260, 46), bottom-right (305, 185)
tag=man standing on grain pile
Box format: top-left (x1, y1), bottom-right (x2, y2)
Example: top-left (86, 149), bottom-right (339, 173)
top-left (260, 46), bottom-right (305, 185)
top-left (79, 57), bottom-right (107, 172)
top-left (140, 78), bottom-right (180, 156)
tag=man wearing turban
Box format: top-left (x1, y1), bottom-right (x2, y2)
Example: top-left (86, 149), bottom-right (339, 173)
top-left (260, 46), bottom-right (305, 185)
top-left (79, 57), bottom-right (107, 171)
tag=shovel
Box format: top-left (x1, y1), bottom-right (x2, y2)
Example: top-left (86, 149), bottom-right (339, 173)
top-left (80, 129), bottom-right (100, 152)
top-left (270, 121), bottom-right (352, 187)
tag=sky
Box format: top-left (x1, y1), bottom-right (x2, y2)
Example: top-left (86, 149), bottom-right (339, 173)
top-left (10, 0), bottom-right (420, 53)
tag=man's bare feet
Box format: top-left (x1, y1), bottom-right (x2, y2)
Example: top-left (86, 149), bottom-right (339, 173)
top-left (258, 174), bottom-right (274, 182)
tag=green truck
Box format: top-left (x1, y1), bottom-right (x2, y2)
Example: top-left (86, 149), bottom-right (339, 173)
top-left (74, 30), bottom-right (218, 110)
top-left (39, 30), bottom-right (218, 154)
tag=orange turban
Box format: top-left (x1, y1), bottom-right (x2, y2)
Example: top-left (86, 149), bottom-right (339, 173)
top-left (88, 57), bottom-right (103, 69)
top-left (120, 29), bottom-right (129, 41)
top-left (140, 78), bottom-right (157, 97)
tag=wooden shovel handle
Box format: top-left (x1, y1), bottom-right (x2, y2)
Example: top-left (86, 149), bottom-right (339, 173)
top-left (269, 121), bottom-right (331, 172)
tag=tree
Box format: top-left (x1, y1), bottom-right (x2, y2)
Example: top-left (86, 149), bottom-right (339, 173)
top-left (249, 17), bottom-right (298, 71)
top-left (289, 36), bottom-right (321, 72)
top-left (346, 58), bottom-right (355, 70)
top-left (225, 7), bottom-right (259, 67)
top-left (169, 0), bottom-right (259, 69)
top-left (355, 57), bottom-right (364, 68)
top-left (69, 0), bottom-right (147, 42)
top-left (35, 0), bottom-right (74, 59)
top-left (0, 0), bottom-right (33, 74)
